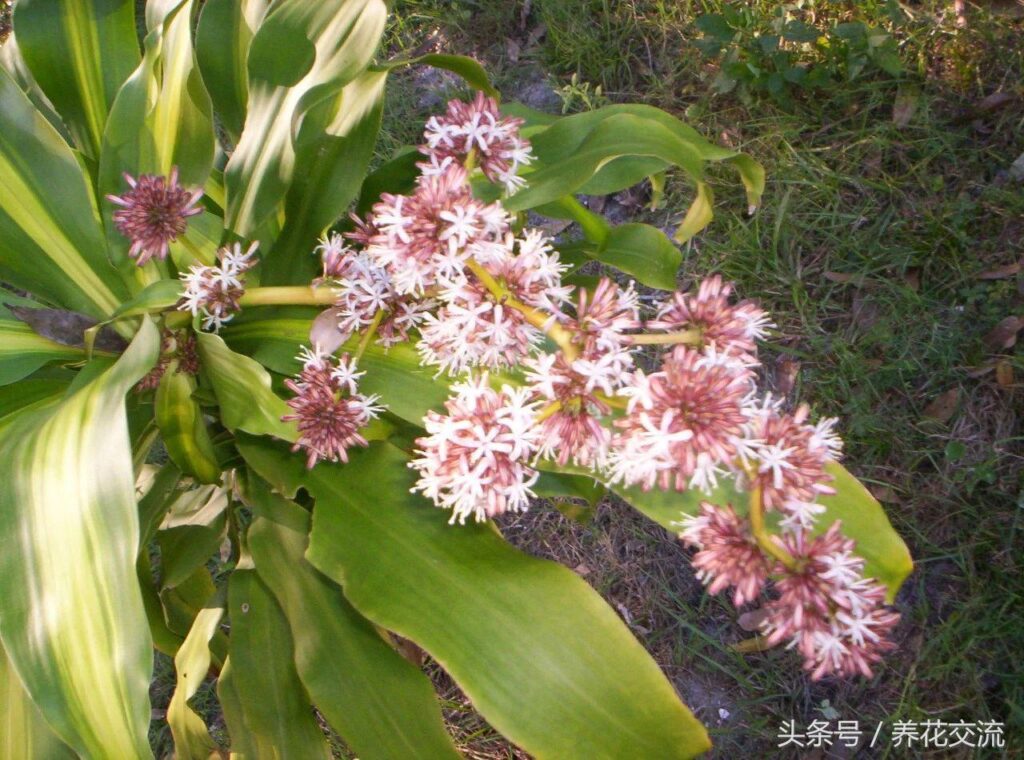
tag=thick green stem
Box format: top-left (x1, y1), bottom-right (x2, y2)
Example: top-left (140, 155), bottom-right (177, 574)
top-left (355, 309), bottom-right (386, 361)
top-left (240, 286), bottom-right (338, 307)
top-left (627, 329), bottom-right (703, 347)
top-left (464, 258), bottom-right (580, 361)
top-left (748, 485), bottom-right (798, 570)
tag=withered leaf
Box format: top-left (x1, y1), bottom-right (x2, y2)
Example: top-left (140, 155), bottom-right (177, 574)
top-left (922, 388), bottom-right (959, 423)
top-left (983, 316), bottom-right (1024, 351)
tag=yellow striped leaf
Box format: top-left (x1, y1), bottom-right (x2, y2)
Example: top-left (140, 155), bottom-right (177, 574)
top-left (13, 0), bottom-right (139, 158)
top-left (0, 320), bottom-right (160, 759)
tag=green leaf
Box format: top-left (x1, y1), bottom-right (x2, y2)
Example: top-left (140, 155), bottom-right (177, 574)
top-left (195, 0), bottom-right (271, 140)
top-left (595, 222), bottom-right (681, 290)
top-left (0, 373), bottom-right (72, 426)
top-left (167, 592), bottom-right (224, 760)
top-left (0, 320), bottom-right (160, 759)
top-left (0, 310), bottom-right (85, 385)
top-left (195, 331), bottom-right (297, 441)
top-left (0, 66), bottom-right (129, 318)
top-left (156, 366), bottom-right (223, 484)
top-left (224, 569), bottom-right (332, 758)
top-left (224, 0), bottom-right (387, 237)
top-left (246, 479), bottom-right (460, 759)
top-left (263, 70), bottom-right (387, 285)
top-left (13, 0), bottom-right (139, 158)
top-left (99, 0), bottom-right (216, 282)
top-left (0, 31), bottom-right (71, 140)
top-left (0, 644), bottom-right (76, 760)
top-left (379, 52), bottom-right (497, 97)
top-left (241, 438), bottom-right (711, 759)
top-left (156, 485), bottom-right (229, 590)
top-left (106, 278), bottom-right (185, 321)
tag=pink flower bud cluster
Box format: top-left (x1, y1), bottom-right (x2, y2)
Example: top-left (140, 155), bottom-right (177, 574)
top-left (282, 347), bottom-right (384, 469)
top-left (420, 92), bottom-right (533, 193)
top-left (410, 374), bottom-right (539, 524)
top-left (177, 242), bottom-right (258, 331)
top-left (108, 168), bottom-right (203, 266)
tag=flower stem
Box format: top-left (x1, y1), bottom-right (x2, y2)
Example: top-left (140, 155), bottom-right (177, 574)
top-left (464, 258), bottom-right (580, 361)
top-left (627, 329), bottom-right (703, 347)
top-left (355, 309), bottom-right (386, 361)
top-left (240, 286), bottom-right (338, 307)
top-left (747, 485), bottom-right (799, 570)
top-left (535, 400), bottom-right (562, 423)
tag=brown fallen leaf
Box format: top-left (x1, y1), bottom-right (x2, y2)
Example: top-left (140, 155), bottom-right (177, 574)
top-left (573, 562), bottom-right (592, 577)
top-left (904, 267), bottom-right (921, 292)
top-left (976, 91), bottom-right (1015, 113)
top-left (978, 260), bottom-right (1022, 280)
top-left (984, 315), bottom-right (1024, 351)
top-left (996, 360), bottom-right (1014, 387)
top-left (776, 358), bottom-right (800, 396)
top-left (824, 271), bottom-right (856, 284)
top-left (922, 388), bottom-right (959, 423)
top-left (737, 608), bottom-right (770, 632)
top-left (868, 484), bottom-right (899, 503)
top-left (505, 37), bottom-right (521, 63)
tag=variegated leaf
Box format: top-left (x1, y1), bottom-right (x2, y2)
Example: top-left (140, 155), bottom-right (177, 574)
top-left (0, 319), bottom-right (160, 758)
top-left (223, 0), bottom-right (387, 237)
top-left (13, 0), bottom-right (139, 158)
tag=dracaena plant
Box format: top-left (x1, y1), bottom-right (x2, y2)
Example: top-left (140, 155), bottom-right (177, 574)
top-left (0, 1), bottom-right (913, 758)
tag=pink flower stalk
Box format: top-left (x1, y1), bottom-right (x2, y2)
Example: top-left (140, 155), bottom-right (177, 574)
top-left (678, 502), bottom-right (771, 606)
top-left (609, 347), bottom-right (755, 492)
top-left (760, 523), bottom-right (899, 680)
top-left (410, 374), bottom-right (540, 524)
top-left (648, 276), bottom-right (772, 357)
top-left (420, 92), bottom-right (534, 193)
top-left (525, 352), bottom-right (612, 468)
top-left (358, 165), bottom-right (510, 296)
top-left (177, 242), bottom-right (258, 331)
top-left (745, 401), bottom-right (837, 513)
top-left (282, 347), bottom-right (384, 469)
top-left (107, 168), bottom-right (203, 265)
top-left (568, 277), bottom-right (641, 350)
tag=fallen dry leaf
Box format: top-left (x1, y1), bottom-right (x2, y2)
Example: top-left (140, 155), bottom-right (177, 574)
top-left (776, 358), bottom-right (800, 396)
top-left (824, 271), bottom-right (856, 284)
top-left (978, 260), bottom-right (1022, 280)
top-left (996, 359), bottom-right (1014, 387)
top-left (868, 484), bottom-right (899, 503)
top-left (983, 315), bottom-right (1024, 351)
top-left (737, 608), bottom-right (770, 632)
top-left (922, 388), bottom-right (959, 423)
top-left (904, 267), bottom-right (921, 292)
top-left (976, 91), bottom-right (1015, 113)
top-left (573, 562), bottom-right (592, 576)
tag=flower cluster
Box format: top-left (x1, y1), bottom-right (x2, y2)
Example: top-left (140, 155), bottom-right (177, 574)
top-left (421, 91), bottom-right (533, 192)
top-left (108, 168), bottom-right (203, 265)
top-left (269, 95), bottom-right (899, 680)
top-left (282, 347), bottom-right (384, 469)
top-left (177, 242), bottom-right (258, 330)
top-left (136, 329), bottom-right (199, 392)
top-left (410, 374), bottom-right (539, 524)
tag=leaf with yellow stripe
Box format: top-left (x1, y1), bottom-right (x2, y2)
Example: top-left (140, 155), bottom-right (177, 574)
top-left (1, 645), bottom-right (76, 760)
top-left (168, 591), bottom-right (224, 760)
top-left (0, 66), bottom-right (128, 318)
top-left (223, 0), bottom-right (387, 237)
top-left (13, 0), bottom-right (139, 158)
top-left (0, 320), bottom-right (160, 759)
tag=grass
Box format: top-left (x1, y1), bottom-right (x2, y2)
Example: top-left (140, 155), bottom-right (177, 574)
top-left (379, 0), bottom-right (1024, 756)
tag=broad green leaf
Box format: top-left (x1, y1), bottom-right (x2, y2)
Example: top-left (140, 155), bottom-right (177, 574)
top-left (224, 0), bottom-right (387, 237)
top-left (0, 373), bottom-right (72, 426)
top-left (157, 485), bottom-right (229, 590)
top-left (156, 366), bottom-right (222, 484)
top-left (225, 569), bottom-right (332, 759)
top-left (107, 278), bottom-right (185, 321)
top-left (246, 479), bottom-right (460, 759)
top-left (0, 31), bottom-right (70, 140)
top-left (13, 0), bottom-right (139, 158)
top-left (378, 52), bottom-right (497, 98)
top-left (99, 0), bottom-right (216, 282)
top-left (241, 438), bottom-right (711, 759)
top-left (595, 222), bottom-right (681, 290)
top-left (196, 0), bottom-right (271, 140)
top-left (0, 310), bottom-right (85, 385)
top-left (0, 66), bottom-right (128, 318)
top-left (195, 331), bottom-right (297, 441)
top-left (263, 70), bottom-right (387, 285)
top-left (168, 592), bottom-right (224, 760)
top-left (0, 644), bottom-right (76, 760)
top-left (0, 320), bottom-right (160, 759)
